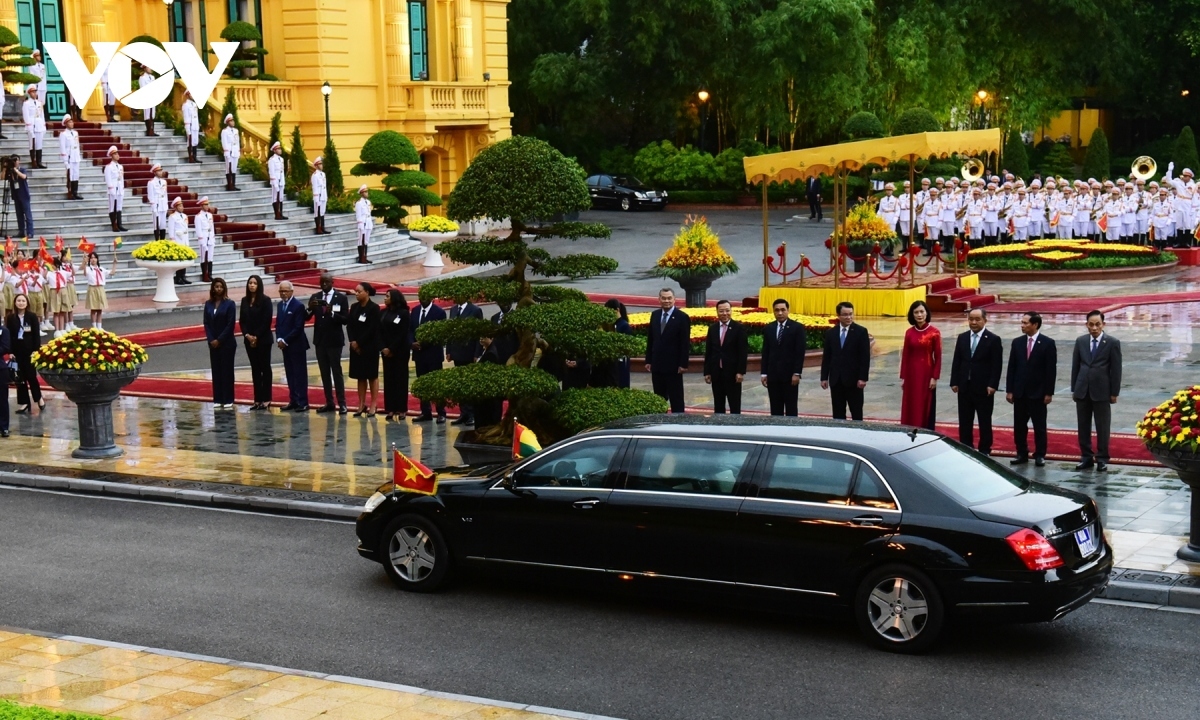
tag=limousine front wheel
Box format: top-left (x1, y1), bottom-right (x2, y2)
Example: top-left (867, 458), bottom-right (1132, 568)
top-left (381, 514), bottom-right (451, 592)
top-left (855, 564), bottom-right (944, 653)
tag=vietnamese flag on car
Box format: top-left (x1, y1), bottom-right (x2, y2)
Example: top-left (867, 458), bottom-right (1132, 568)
top-left (512, 421), bottom-right (542, 459)
top-left (393, 447), bottom-right (437, 495)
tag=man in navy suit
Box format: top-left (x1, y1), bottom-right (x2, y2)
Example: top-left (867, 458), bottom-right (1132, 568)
top-left (950, 308), bottom-right (1004, 455)
top-left (410, 297), bottom-right (447, 423)
top-left (1006, 311), bottom-right (1057, 466)
top-left (820, 302), bottom-right (871, 420)
top-left (447, 298), bottom-right (484, 426)
top-left (275, 281), bottom-right (310, 411)
top-left (645, 288), bottom-right (691, 413)
top-left (759, 298), bottom-right (807, 416)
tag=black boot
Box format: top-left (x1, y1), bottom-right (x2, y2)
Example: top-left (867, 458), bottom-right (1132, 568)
top-left (174, 269), bottom-right (183, 285)
top-left (321, 216), bottom-right (332, 235)
top-left (226, 173), bottom-right (234, 191)
top-left (356, 246), bottom-right (365, 264)
top-left (230, 173), bottom-right (239, 191)
top-left (109, 212), bottom-right (118, 232)
top-left (30, 150), bottom-right (36, 168)
top-left (279, 202), bottom-right (288, 220)
top-left (116, 212), bottom-right (128, 232)
top-left (36, 150), bottom-right (45, 169)
top-left (362, 246), bottom-right (371, 264)
top-left (104, 104), bottom-right (114, 123)
top-left (71, 181), bottom-right (82, 200)
top-left (315, 217), bottom-right (322, 235)
top-left (145, 118), bottom-right (157, 137)
top-left (193, 145), bottom-right (201, 163)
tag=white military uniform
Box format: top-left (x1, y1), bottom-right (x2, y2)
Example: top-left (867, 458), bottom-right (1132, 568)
top-left (914, 185), bottom-right (930, 235)
top-left (965, 196), bottom-right (985, 241)
top-left (1152, 194), bottom-right (1175, 242)
top-left (1028, 190), bottom-right (1045, 238)
top-left (182, 97), bottom-right (200, 148)
top-left (105, 156), bottom-right (124, 212)
top-left (921, 194), bottom-right (942, 241)
top-left (1121, 189), bottom-right (1138, 241)
top-left (148, 174), bottom-right (168, 234)
top-left (22, 95), bottom-right (45, 150)
top-left (1103, 194), bottom-right (1124, 242)
top-left (983, 191), bottom-right (1000, 239)
top-left (878, 192), bottom-right (899, 231)
top-left (939, 189), bottom-right (958, 238)
top-left (355, 195), bottom-right (372, 247)
top-left (194, 207), bottom-right (215, 262)
top-left (1011, 195), bottom-right (1031, 241)
top-left (167, 207), bottom-right (190, 246)
top-left (1137, 188), bottom-right (1153, 237)
top-left (29, 61), bottom-right (47, 109)
top-left (268, 153), bottom-right (286, 202)
top-left (1164, 165), bottom-right (1195, 236)
top-left (312, 168), bottom-right (328, 216)
top-left (220, 124), bottom-right (240, 174)
top-left (139, 71), bottom-right (157, 120)
top-left (59, 123), bottom-right (81, 181)
top-left (101, 67), bottom-right (117, 107)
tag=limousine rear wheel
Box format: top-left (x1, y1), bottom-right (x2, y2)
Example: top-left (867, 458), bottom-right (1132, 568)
top-left (854, 564), bottom-right (944, 653)
top-left (381, 514), bottom-right (451, 592)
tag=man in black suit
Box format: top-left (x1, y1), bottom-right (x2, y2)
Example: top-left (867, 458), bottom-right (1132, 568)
top-left (820, 301), bottom-right (870, 420)
top-left (490, 301), bottom-right (518, 364)
top-left (447, 298), bottom-right (484, 426)
top-left (646, 288), bottom-right (691, 413)
top-left (1071, 310), bottom-right (1122, 472)
top-left (410, 297), bottom-right (447, 423)
top-left (759, 298), bottom-right (807, 416)
top-left (306, 273), bottom-right (349, 414)
top-left (807, 176), bottom-right (823, 221)
top-left (704, 300), bottom-right (749, 414)
top-left (950, 308), bottom-right (1004, 455)
top-left (1006, 311), bottom-right (1057, 466)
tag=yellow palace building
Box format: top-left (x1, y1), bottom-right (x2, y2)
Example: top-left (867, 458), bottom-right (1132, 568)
top-left (1, 0), bottom-right (512, 200)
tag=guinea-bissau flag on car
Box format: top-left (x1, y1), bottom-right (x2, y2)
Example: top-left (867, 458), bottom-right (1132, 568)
top-left (393, 447), bottom-right (437, 495)
top-left (512, 421), bottom-right (541, 460)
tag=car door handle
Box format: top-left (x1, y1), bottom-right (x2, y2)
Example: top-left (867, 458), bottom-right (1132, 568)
top-left (851, 515), bottom-right (885, 526)
top-left (573, 499), bottom-right (601, 510)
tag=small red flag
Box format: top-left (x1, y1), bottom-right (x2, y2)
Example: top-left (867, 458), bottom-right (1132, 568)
top-left (17, 258), bottom-right (36, 273)
top-left (1097, 215), bottom-right (1108, 234)
top-left (78, 238), bottom-right (95, 254)
top-left (393, 448), bottom-right (437, 495)
top-left (4, 237), bottom-right (13, 258)
top-left (53, 236), bottom-right (64, 253)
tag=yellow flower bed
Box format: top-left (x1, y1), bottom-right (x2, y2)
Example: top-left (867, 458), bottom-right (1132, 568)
top-left (629, 307), bottom-right (835, 334)
top-left (968, 240), bottom-right (1157, 259)
top-left (1136, 385), bottom-right (1200, 452)
top-left (1030, 251), bottom-right (1086, 262)
top-left (408, 215), bottom-right (460, 233)
top-left (131, 240), bottom-right (197, 262)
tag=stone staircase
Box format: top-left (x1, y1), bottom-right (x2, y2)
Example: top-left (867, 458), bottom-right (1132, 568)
top-left (0, 119), bottom-right (424, 297)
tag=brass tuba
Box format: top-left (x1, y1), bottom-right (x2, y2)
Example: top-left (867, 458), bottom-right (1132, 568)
top-left (961, 158), bottom-right (985, 182)
top-left (1132, 156), bottom-right (1157, 181)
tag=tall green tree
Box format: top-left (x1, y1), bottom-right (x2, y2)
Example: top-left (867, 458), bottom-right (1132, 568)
top-left (1003, 132), bottom-right (1030, 179)
top-left (1172, 126), bottom-right (1200, 173)
top-left (268, 112), bottom-right (283, 154)
top-left (322, 139), bottom-right (344, 196)
top-left (1081, 128), bottom-right (1111, 180)
top-left (288, 126), bottom-right (308, 190)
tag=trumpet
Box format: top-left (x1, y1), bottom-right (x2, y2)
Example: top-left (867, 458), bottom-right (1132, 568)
top-left (1132, 156), bottom-right (1157, 181)
top-left (961, 158), bottom-right (985, 182)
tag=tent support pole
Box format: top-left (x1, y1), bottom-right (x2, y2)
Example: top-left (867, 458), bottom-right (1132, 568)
top-left (762, 180), bottom-right (769, 287)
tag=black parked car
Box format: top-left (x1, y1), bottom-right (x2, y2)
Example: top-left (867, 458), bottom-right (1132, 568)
top-left (585, 174), bottom-right (668, 211)
top-left (356, 416), bottom-right (1111, 653)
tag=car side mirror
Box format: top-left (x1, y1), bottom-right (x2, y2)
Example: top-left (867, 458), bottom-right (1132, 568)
top-left (502, 473), bottom-right (534, 497)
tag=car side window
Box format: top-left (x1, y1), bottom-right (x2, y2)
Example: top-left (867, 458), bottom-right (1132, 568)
top-left (587, 176), bottom-right (598, 187)
top-left (625, 440), bottom-right (752, 496)
top-left (600, 175), bottom-right (614, 188)
top-left (851, 464), bottom-right (897, 510)
top-left (512, 439), bottom-right (622, 489)
top-left (759, 447), bottom-right (857, 504)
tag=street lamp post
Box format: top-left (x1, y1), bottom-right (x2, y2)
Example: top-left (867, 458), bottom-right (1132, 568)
top-left (321, 81), bottom-right (332, 145)
top-left (975, 89), bottom-right (989, 130)
top-left (697, 89), bottom-right (710, 153)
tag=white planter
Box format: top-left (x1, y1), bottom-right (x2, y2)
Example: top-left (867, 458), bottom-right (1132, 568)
top-left (134, 259), bottom-right (197, 303)
top-left (409, 230), bottom-right (459, 268)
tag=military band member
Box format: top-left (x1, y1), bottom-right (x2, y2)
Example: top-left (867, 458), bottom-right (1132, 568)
top-left (940, 178), bottom-right (959, 240)
top-left (139, 64), bottom-right (159, 136)
top-left (983, 183), bottom-right (1000, 245)
top-left (181, 90), bottom-right (201, 163)
top-left (1164, 163), bottom-right (1195, 243)
top-left (1152, 187), bottom-right (1175, 249)
top-left (878, 183), bottom-right (899, 233)
top-left (268, 142), bottom-right (288, 220)
top-left (105, 147), bottom-right (129, 232)
top-left (355, 185), bottom-right (373, 264)
top-left (312, 156), bottom-right (331, 235)
top-left (1028, 179), bottom-right (1045, 239)
top-left (1012, 188), bottom-right (1031, 241)
top-left (1102, 188), bottom-right (1123, 243)
top-left (915, 178), bottom-right (931, 238)
top-left (148, 164), bottom-right (168, 240)
top-left (1121, 184), bottom-right (1138, 242)
top-left (220, 114), bottom-right (241, 191)
top-left (1137, 180), bottom-right (1153, 244)
top-left (101, 66), bottom-right (117, 122)
top-left (58, 115), bottom-right (82, 200)
top-left (965, 187), bottom-right (985, 243)
top-left (22, 87), bottom-right (46, 169)
top-left (166, 197), bottom-right (191, 285)
top-left (195, 197), bottom-right (216, 283)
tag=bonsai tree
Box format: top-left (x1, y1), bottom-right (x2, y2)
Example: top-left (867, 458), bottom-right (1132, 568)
top-left (350, 130), bottom-right (441, 227)
top-left (220, 21), bottom-right (266, 79)
top-left (410, 135), bottom-right (659, 445)
top-left (0, 26), bottom-right (39, 87)
top-left (323, 138), bottom-right (344, 195)
top-left (893, 107), bottom-right (941, 135)
top-left (842, 111), bottom-right (885, 141)
top-left (287, 125), bottom-right (308, 191)
top-left (1081, 128), bottom-right (1110, 180)
top-left (1003, 132), bottom-right (1030, 179)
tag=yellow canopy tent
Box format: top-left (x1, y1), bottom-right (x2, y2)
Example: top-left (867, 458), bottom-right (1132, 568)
top-left (742, 129), bottom-right (1003, 286)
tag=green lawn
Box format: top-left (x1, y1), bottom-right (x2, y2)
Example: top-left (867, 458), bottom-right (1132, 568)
top-left (0, 701), bottom-right (104, 720)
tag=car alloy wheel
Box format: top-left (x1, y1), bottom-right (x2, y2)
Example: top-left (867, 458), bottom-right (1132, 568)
top-left (380, 514), bottom-right (451, 592)
top-left (389, 526), bottom-right (436, 582)
top-left (620, 197), bottom-right (632, 211)
top-left (855, 564), bottom-right (944, 653)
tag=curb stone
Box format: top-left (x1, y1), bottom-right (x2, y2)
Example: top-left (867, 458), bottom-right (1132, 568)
top-left (1098, 568), bottom-right (1200, 609)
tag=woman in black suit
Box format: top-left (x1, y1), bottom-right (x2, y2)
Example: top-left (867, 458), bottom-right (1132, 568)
top-left (347, 282), bottom-right (381, 416)
top-left (204, 277), bottom-right (238, 409)
top-left (7, 293), bottom-right (42, 414)
top-left (239, 274), bottom-right (274, 410)
top-left (0, 315), bottom-right (11, 435)
top-left (379, 288), bottom-right (411, 421)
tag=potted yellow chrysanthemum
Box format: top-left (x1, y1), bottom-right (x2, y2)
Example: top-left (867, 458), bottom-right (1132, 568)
top-left (652, 215), bottom-right (739, 307)
top-left (1136, 384), bottom-right (1200, 561)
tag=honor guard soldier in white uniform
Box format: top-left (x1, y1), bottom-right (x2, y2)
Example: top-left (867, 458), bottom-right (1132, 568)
top-left (311, 156), bottom-right (331, 235)
top-left (1137, 180), bottom-right (1153, 244)
top-left (1152, 186), bottom-right (1175, 249)
top-left (29, 49), bottom-right (47, 120)
top-left (268, 142), bottom-right (288, 220)
top-left (22, 87), bottom-right (46, 168)
top-left (1121, 184), bottom-right (1138, 242)
top-left (139, 65), bottom-right (159, 136)
top-left (59, 115), bottom-right (82, 200)
top-left (101, 66), bottom-right (117, 122)
top-left (878, 183), bottom-right (899, 233)
top-left (166, 197), bottom-right (191, 285)
top-left (1103, 188), bottom-right (1124, 242)
top-left (897, 181), bottom-right (914, 242)
top-left (195, 197), bottom-right (216, 282)
top-left (105, 146), bottom-right (129, 232)
top-left (914, 178), bottom-right (931, 238)
top-left (220, 114), bottom-right (241, 191)
top-left (940, 178), bottom-right (959, 239)
top-left (983, 183), bottom-right (1000, 244)
top-left (1012, 188), bottom-right (1031, 241)
top-left (921, 187), bottom-right (942, 254)
top-left (147, 164), bottom-right (169, 240)
top-left (181, 90), bottom-right (201, 163)
top-left (1028, 180), bottom-right (1045, 239)
top-left (355, 185), bottom-right (373, 264)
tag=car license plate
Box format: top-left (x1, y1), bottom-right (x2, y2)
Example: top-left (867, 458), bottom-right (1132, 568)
top-left (1075, 524), bottom-right (1098, 557)
top-left (651, 197), bottom-right (662, 202)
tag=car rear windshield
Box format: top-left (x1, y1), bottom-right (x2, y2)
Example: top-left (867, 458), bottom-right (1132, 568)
top-left (894, 439), bottom-right (1028, 505)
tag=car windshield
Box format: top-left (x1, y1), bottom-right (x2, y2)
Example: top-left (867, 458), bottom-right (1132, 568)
top-left (894, 438), bottom-right (1028, 505)
top-left (612, 176), bottom-right (648, 189)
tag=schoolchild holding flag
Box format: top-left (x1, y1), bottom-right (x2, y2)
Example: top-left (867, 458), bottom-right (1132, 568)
top-left (85, 251), bottom-right (116, 330)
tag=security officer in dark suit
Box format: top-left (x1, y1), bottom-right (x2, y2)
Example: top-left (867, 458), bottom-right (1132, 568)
top-left (306, 273), bottom-right (349, 414)
top-left (645, 288), bottom-right (691, 413)
top-left (490, 301), bottom-right (518, 364)
top-left (950, 308), bottom-right (1004, 455)
top-left (410, 297), bottom-right (447, 423)
top-left (759, 298), bottom-right (807, 416)
top-left (820, 301), bottom-right (871, 420)
top-left (806, 176), bottom-right (822, 221)
top-left (704, 299), bottom-right (749, 414)
top-left (1006, 311), bottom-right (1057, 466)
top-left (447, 298), bottom-right (484, 426)
top-left (1071, 310), bottom-right (1122, 472)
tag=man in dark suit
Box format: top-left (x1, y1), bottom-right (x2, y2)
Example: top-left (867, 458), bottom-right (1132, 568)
top-left (646, 288), bottom-right (691, 413)
top-left (807, 176), bottom-right (822, 221)
top-left (410, 297), bottom-right (447, 423)
top-left (759, 298), bottom-right (807, 416)
top-left (275, 281), bottom-right (310, 412)
top-left (704, 299), bottom-right (749, 414)
top-left (306, 273), bottom-right (349, 414)
top-left (490, 301), bottom-right (518, 364)
top-left (950, 308), bottom-right (1004, 455)
top-left (820, 301), bottom-right (870, 420)
top-left (1071, 310), bottom-right (1122, 472)
top-left (447, 298), bottom-right (484, 426)
top-left (1005, 311), bottom-right (1057, 466)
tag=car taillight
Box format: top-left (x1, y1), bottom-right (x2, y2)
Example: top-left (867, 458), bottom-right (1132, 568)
top-left (1006, 528), bottom-right (1064, 571)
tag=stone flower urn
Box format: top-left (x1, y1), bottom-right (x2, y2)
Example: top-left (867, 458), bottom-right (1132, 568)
top-left (409, 230), bottom-right (458, 268)
top-left (1148, 446), bottom-right (1200, 562)
top-left (39, 366), bottom-right (141, 459)
top-left (134, 259), bottom-right (196, 303)
top-left (675, 273), bottom-right (716, 308)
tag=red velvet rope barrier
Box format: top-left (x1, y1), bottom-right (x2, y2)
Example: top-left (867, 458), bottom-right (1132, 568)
top-left (800, 256), bottom-right (834, 277)
top-left (870, 253), bottom-right (908, 281)
top-left (909, 242), bottom-right (942, 267)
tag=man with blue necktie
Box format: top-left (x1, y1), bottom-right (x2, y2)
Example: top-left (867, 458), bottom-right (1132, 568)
top-left (646, 288), bottom-right (691, 413)
top-left (1071, 310), bottom-right (1121, 472)
top-left (275, 281), bottom-right (310, 411)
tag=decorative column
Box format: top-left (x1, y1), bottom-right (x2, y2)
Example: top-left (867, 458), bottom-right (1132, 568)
top-left (80, 0), bottom-right (107, 115)
top-left (0, 0), bottom-right (15, 34)
top-left (385, 0), bottom-right (410, 109)
top-left (454, 0), bottom-right (473, 82)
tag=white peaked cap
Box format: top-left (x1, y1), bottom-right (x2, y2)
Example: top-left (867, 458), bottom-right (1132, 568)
top-left (62, 114), bottom-right (71, 122)
top-left (271, 141), bottom-right (281, 150)
top-left (172, 197), bottom-right (183, 206)
top-left (107, 146), bottom-right (119, 155)
top-left (1184, 168), bottom-right (1194, 176)
top-left (198, 196), bottom-right (209, 204)
top-left (314, 156), bottom-right (323, 164)
top-left (151, 163), bottom-right (162, 171)
top-left (359, 184), bottom-right (368, 192)
top-left (224, 113), bottom-right (234, 122)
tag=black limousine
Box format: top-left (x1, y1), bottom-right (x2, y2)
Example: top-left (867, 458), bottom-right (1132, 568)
top-left (356, 416), bottom-right (1111, 652)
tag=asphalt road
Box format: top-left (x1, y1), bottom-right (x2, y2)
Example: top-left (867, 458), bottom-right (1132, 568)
top-left (3, 488), bottom-right (1199, 720)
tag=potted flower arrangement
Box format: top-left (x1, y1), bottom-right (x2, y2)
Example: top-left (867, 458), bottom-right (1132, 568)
top-left (1136, 384), bottom-right (1200, 561)
top-left (652, 215), bottom-right (739, 307)
top-left (842, 201), bottom-right (896, 272)
top-left (408, 215), bottom-right (460, 268)
top-left (33, 329), bottom-right (148, 459)
top-left (132, 240), bottom-right (199, 303)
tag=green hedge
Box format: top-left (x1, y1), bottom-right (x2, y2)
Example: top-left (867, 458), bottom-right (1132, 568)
top-left (0, 700), bottom-right (104, 719)
top-left (551, 388), bottom-right (668, 435)
top-left (969, 252), bottom-right (1176, 271)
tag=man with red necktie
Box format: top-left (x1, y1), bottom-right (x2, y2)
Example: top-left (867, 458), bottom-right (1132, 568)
top-left (703, 300), bottom-right (748, 414)
top-left (1006, 311), bottom-right (1057, 466)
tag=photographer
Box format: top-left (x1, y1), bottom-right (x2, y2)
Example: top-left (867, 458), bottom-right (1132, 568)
top-left (7, 155), bottom-right (32, 239)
